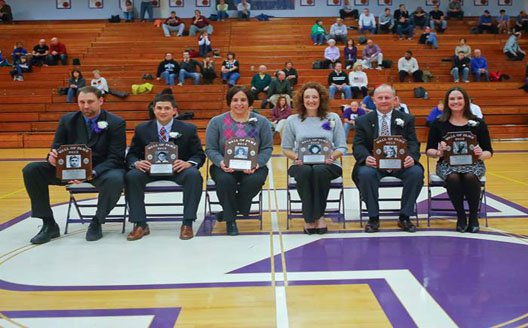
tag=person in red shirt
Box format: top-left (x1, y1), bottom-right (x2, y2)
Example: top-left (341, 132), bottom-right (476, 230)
top-left (189, 9), bottom-right (214, 36)
top-left (46, 37), bottom-right (68, 66)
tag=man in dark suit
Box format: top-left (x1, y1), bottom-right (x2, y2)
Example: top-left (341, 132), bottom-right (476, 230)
top-left (125, 93), bottom-right (205, 241)
top-left (352, 84), bottom-right (424, 233)
top-left (22, 86), bottom-right (126, 244)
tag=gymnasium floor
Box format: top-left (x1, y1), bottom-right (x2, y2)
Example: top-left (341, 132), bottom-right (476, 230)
top-left (0, 142), bottom-right (527, 328)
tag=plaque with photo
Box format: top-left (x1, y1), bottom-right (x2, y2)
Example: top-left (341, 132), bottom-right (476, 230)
top-left (56, 144), bottom-right (93, 181)
top-left (145, 142), bottom-right (178, 176)
top-left (225, 138), bottom-right (258, 171)
top-left (373, 136), bottom-right (407, 170)
top-left (444, 131), bottom-right (477, 166)
top-left (298, 138), bottom-right (334, 164)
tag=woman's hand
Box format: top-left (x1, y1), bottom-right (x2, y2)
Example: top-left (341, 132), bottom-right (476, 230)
top-left (437, 141), bottom-right (447, 157)
top-left (473, 145), bottom-right (483, 158)
top-left (220, 160), bottom-right (235, 173)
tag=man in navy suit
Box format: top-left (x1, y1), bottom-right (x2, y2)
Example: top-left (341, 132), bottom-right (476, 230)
top-left (352, 84), bottom-right (424, 233)
top-left (23, 86), bottom-right (126, 244)
top-left (125, 93), bottom-right (205, 241)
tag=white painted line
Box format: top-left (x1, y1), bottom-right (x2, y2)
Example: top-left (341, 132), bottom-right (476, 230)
top-left (274, 286), bottom-right (289, 328)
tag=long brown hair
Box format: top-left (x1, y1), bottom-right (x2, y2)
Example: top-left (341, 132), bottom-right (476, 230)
top-left (439, 87), bottom-right (475, 122)
top-left (294, 82), bottom-right (329, 121)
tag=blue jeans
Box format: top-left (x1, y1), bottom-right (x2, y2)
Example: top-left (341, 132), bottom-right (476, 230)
top-left (199, 44), bottom-right (212, 57)
top-left (161, 71), bottom-right (176, 86)
top-left (430, 20), bottom-right (447, 30)
top-left (473, 70), bottom-right (489, 82)
top-left (329, 85), bottom-right (352, 99)
top-left (46, 54), bottom-right (67, 65)
top-left (66, 87), bottom-right (78, 103)
top-left (397, 24), bottom-right (414, 38)
top-left (123, 11), bottom-right (134, 21)
top-left (359, 26), bottom-right (376, 34)
top-left (179, 70), bottom-right (200, 85)
top-left (238, 10), bottom-right (250, 20)
top-left (343, 122), bottom-right (355, 140)
top-left (311, 33), bottom-right (324, 44)
top-left (218, 11), bottom-right (228, 20)
top-left (140, 2), bottom-right (153, 22)
top-left (222, 72), bottom-right (240, 86)
top-left (189, 25), bottom-right (214, 36)
top-left (162, 23), bottom-right (185, 36)
top-left (425, 34), bottom-right (438, 49)
top-left (451, 67), bottom-right (469, 82)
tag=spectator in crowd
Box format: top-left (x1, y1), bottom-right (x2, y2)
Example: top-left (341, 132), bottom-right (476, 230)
top-left (342, 100), bottom-right (365, 139)
top-left (378, 8), bottom-right (394, 34)
top-left (340, 0), bottom-right (357, 19)
top-left (91, 70), bottom-right (109, 94)
top-left (178, 51), bottom-right (202, 86)
top-left (221, 52), bottom-right (240, 87)
top-left (0, 50), bottom-right (9, 66)
top-left (348, 62), bottom-right (368, 99)
top-left (0, 0), bottom-right (13, 24)
top-left (66, 69), bottom-right (86, 103)
top-left (429, 5), bottom-right (447, 32)
top-left (202, 55), bottom-right (217, 84)
top-left (311, 19), bottom-right (327, 45)
top-left (394, 4), bottom-right (410, 28)
top-left (358, 8), bottom-right (376, 35)
top-left (451, 51), bottom-right (470, 83)
top-left (397, 16), bottom-right (414, 40)
top-left (515, 11), bottom-right (528, 33)
top-left (190, 10), bottom-right (214, 36)
top-left (268, 71), bottom-right (292, 106)
top-left (162, 11), bottom-right (185, 37)
top-left (271, 95), bottom-right (292, 135)
top-left (470, 49), bottom-right (489, 82)
top-left (217, 0), bottom-right (228, 21)
top-left (362, 39), bottom-right (383, 70)
top-left (11, 42), bottom-right (28, 64)
top-left (412, 7), bottom-right (428, 29)
top-left (31, 39), bottom-right (49, 67)
top-left (497, 9), bottom-right (511, 34)
top-left (156, 52), bottom-right (180, 86)
top-left (426, 101), bottom-right (444, 126)
top-left (361, 89), bottom-right (376, 111)
top-left (329, 18), bottom-right (348, 44)
top-left (344, 39), bottom-right (357, 69)
top-left (198, 32), bottom-right (212, 57)
top-left (328, 62), bottom-right (351, 100)
top-left (455, 38), bottom-right (471, 57)
top-left (323, 39), bottom-right (340, 69)
top-left (447, 0), bottom-right (464, 20)
top-left (140, 0), bottom-right (154, 22)
top-left (393, 96), bottom-right (410, 114)
top-left (251, 65), bottom-right (272, 109)
top-left (398, 50), bottom-right (423, 82)
top-left (469, 98), bottom-right (483, 118)
top-left (282, 61), bottom-right (298, 87)
top-left (478, 10), bottom-right (498, 34)
top-left (504, 32), bottom-right (525, 61)
top-left (9, 56), bottom-right (31, 81)
top-left (237, 0), bottom-right (251, 21)
top-left (420, 26), bottom-right (438, 49)
top-left (46, 37), bottom-right (67, 66)
top-left (122, 0), bottom-right (134, 22)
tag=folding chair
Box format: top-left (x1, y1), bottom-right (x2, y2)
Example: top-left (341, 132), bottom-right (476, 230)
top-left (426, 157), bottom-right (488, 227)
top-left (286, 158), bottom-right (346, 229)
top-left (65, 183), bottom-right (127, 234)
top-left (203, 159), bottom-right (264, 231)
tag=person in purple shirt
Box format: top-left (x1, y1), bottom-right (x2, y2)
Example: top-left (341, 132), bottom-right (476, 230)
top-left (323, 39), bottom-right (340, 69)
top-left (342, 100), bottom-right (366, 139)
top-left (362, 39), bottom-right (383, 70)
top-left (426, 101), bottom-right (444, 127)
top-left (344, 39), bottom-right (357, 69)
top-left (470, 49), bottom-right (489, 82)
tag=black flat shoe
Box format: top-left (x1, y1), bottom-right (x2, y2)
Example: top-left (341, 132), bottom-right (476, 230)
top-left (316, 227), bottom-right (328, 235)
top-left (303, 228), bottom-right (317, 235)
top-left (226, 221), bottom-right (239, 236)
top-left (456, 218), bottom-right (467, 233)
top-left (30, 222), bottom-right (60, 245)
top-left (86, 221), bottom-right (103, 241)
top-left (466, 224), bottom-right (480, 233)
top-left (365, 216), bottom-right (380, 233)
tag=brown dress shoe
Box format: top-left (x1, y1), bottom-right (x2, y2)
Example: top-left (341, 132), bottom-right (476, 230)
top-left (127, 225), bottom-right (150, 241)
top-left (180, 225), bottom-right (194, 240)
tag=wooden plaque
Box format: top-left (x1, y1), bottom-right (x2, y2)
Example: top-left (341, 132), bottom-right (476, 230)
top-left (225, 138), bottom-right (258, 171)
top-left (444, 131), bottom-right (478, 166)
top-left (56, 144), bottom-right (93, 181)
top-left (373, 136), bottom-right (407, 170)
top-left (298, 138), bottom-right (334, 164)
top-left (145, 142), bottom-right (178, 176)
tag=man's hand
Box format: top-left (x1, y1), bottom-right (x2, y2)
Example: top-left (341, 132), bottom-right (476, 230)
top-left (325, 154), bottom-right (335, 165)
top-left (67, 179), bottom-right (83, 185)
top-left (173, 160), bottom-right (192, 173)
top-left (251, 86), bottom-right (256, 91)
top-left (48, 149), bottom-right (58, 167)
top-left (365, 155), bottom-right (377, 168)
top-left (156, 77), bottom-right (161, 81)
top-left (220, 160), bottom-right (235, 173)
top-left (264, 86), bottom-right (269, 91)
top-left (134, 160), bottom-right (151, 173)
top-left (403, 155), bottom-right (415, 168)
top-left (243, 164), bottom-right (259, 175)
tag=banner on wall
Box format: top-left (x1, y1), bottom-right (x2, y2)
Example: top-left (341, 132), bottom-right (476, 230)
top-left (425, 0), bottom-right (440, 6)
top-left (57, 0), bottom-right (71, 9)
top-left (327, 0), bottom-right (341, 6)
top-left (378, 0), bottom-right (392, 5)
top-left (474, 0), bottom-right (488, 5)
top-left (88, 0), bottom-right (104, 9)
top-left (300, 0), bottom-right (315, 6)
top-left (354, 0), bottom-right (369, 5)
top-left (222, 0), bottom-right (294, 10)
top-left (170, 0), bottom-right (185, 7)
top-left (498, 0), bottom-right (512, 6)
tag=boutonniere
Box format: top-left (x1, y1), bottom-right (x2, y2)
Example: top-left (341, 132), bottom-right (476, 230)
top-left (322, 118), bottom-right (336, 131)
top-left (93, 121), bottom-right (108, 134)
top-left (169, 132), bottom-right (182, 139)
top-left (248, 117), bottom-right (258, 125)
top-left (395, 118), bottom-right (405, 127)
top-left (468, 120), bottom-right (479, 127)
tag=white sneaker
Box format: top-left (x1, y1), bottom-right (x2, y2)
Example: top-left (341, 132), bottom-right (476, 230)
top-left (16, 76), bottom-right (24, 81)
top-left (376, 66), bottom-right (383, 70)
top-left (464, 80), bottom-right (470, 83)
top-left (177, 82), bottom-right (183, 86)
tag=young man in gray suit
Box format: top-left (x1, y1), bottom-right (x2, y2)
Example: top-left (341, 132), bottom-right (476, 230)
top-left (352, 84), bottom-right (424, 233)
top-left (23, 86), bottom-right (126, 244)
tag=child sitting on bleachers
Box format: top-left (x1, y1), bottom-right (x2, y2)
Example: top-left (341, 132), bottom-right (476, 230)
top-left (9, 56), bottom-right (31, 81)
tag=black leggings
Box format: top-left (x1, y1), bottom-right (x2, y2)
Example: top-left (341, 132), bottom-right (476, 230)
top-left (444, 172), bottom-right (481, 224)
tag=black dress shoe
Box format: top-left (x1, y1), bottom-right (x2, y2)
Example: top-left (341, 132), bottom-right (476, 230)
top-left (86, 221), bottom-right (103, 241)
top-left (398, 215), bottom-right (416, 233)
top-left (456, 218), bottom-right (467, 233)
top-left (316, 227), bottom-right (328, 235)
top-left (365, 217), bottom-right (380, 233)
top-left (226, 221), bottom-right (239, 236)
top-left (30, 222), bottom-right (60, 245)
top-left (303, 228), bottom-right (317, 235)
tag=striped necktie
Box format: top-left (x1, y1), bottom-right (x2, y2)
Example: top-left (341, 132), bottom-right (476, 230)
top-left (160, 126), bottom-right (168, 142)
top-left (380, 114), bottom-right (390, 136)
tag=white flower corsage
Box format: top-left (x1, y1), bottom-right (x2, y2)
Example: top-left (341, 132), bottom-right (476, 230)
top-left (169, 132), bottom-right (182, 139)
top-left (468, 120), bottom-right (478, 127)
top-left (93, 121), bottom-right (108, 133)
top-left (395, 118), bottom-right (405, 127)
top-left (248, 117), bottom-right (258, 125)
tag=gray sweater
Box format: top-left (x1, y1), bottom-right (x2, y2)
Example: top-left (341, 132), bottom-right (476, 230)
top-left (281, 112), bottom-right (347, 166)
top-left (205, 112), bottom-right (273, 167)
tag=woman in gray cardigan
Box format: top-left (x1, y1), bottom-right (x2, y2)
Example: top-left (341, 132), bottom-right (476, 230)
top-left (281, 82), bottom-right (347, 235)
top-left (205, 86), bottom-right (273, 236)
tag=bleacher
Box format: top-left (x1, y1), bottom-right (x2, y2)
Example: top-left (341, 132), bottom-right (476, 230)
top-left (0, 17), bottom-right (527, 148)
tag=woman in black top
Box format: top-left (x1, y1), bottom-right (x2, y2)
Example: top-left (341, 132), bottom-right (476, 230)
top-left (66, 69), bottom-right (86, 103)
top-left (221, 52), bottom-right (240, 87)
top-left (426, 87), bottom-right (493, 233)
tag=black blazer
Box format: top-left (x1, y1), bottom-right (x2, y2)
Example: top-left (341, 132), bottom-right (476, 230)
top-left (352, 110), bottom-right (421, 183)
top-left (51, 109), bottom-right (126, 176)
top-left (126, 119), bottom-right (205, 169)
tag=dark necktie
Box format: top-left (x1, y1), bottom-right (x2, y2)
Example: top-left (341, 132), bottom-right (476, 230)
top-left (380, 114), bottom-right (390, 136)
